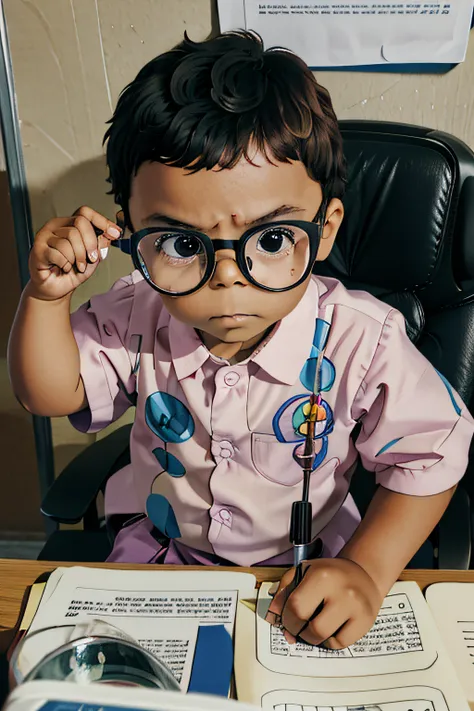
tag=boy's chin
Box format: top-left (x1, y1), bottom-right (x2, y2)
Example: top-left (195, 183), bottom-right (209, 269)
top-left (197, 320), bottom-right (270, 352)
top-left (204, 324), bottom-right (262, 344)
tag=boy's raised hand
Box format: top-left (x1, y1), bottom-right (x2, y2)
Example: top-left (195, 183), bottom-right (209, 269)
top-left (265, 558), bottom-right (384, 649)
top-left (28, 206), bottom-right (122, 301)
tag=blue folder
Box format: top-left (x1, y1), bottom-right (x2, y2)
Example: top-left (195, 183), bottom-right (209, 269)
top-left (188, 624), bottom-right (234, 697)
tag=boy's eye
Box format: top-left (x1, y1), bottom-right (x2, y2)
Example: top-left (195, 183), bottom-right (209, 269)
top-left (256, 228), bottom-right (295, 255)
top-left (157, 233), bottom-right (204, 259)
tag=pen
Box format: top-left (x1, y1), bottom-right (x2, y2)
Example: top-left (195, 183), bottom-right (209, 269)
top-left (290, 392), bottom-right (318, 585)
top-left (290, 321), bottom-right (327, 585)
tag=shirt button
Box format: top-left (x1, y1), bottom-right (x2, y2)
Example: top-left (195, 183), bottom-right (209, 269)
top-left (219, 440), bottom-right (234, 459)
top-left (219, 509), bottom-right (232, 523)
top-left (224, 371), bottom-right (240, 386)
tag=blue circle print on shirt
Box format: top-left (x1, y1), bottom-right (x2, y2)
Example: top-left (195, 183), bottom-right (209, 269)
top-left (300, 356), bottom-right (335, 393)
top-left (152, 447), bottom-right (186, 478)
top-left (145, 392), bottom-right (195, 444)
top-left (146, 493), bottom-right (181, 539)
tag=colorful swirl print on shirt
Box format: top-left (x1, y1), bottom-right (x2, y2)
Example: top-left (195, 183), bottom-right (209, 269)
top-left (272, 317), bottom-right (336, 470)
top-left (144, 392), bottom-right (195, 538)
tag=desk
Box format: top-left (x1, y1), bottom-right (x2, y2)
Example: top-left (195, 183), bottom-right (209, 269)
top-left (1, 558), bottom-right (474, 630)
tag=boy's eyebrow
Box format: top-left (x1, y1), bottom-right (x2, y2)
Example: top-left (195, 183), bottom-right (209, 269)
top-left (144, 214), bottom-right (202, 230)
top-left (143, 205), bottom-right (306, 231)
top-left (250, 205), bottom-right (306, 225)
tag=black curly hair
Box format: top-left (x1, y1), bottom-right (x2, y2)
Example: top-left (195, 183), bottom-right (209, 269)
top-left (104, 30), bottom-right (346, 230)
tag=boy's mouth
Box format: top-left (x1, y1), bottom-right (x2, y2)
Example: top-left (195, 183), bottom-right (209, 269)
top-left (211, 314), bottom-right (257, 323)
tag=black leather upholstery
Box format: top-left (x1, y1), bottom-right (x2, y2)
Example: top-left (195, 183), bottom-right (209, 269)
top-left (314, 121), bottom-right (474, 513)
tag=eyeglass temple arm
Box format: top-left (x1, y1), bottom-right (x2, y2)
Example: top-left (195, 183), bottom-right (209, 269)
top-left (111, 238), bottom-right (132, 255)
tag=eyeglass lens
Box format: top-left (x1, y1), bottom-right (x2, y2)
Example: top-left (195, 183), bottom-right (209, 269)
top-left (136, 224), bottom-right (311, 294)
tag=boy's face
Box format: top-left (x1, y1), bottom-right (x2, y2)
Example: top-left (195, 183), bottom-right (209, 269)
top-left (128, 151), bottom-right (343, 359)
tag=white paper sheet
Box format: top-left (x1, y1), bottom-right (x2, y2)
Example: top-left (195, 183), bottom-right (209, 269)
top-left (425, 582), bottom-right (474, 707)
top-left (218, 1), bottom-right (474, 67)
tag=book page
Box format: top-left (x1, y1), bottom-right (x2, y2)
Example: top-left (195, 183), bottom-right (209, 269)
top-left (426, 582), bottom-right (474, 708)
top-left (36, 568), bottom-right (63, 605)
top-left (256, 581), bottom-right (437, 677)
top-left (234, 579), bottom-right (469, 710)
top-left (261, 686), bottom-right (451, 711)
top-left (19, 583), bottom-right (46, 632)
top-left (26, 566), bottom-right (256, 691)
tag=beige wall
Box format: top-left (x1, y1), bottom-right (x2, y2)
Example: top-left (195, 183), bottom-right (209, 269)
top-left (0, 132), bottom-right (42, 532)
top-left (3, 0), bottom-right (474, 504)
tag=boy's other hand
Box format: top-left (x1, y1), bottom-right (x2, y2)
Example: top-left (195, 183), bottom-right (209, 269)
top-left (28, 206), bottom-right (122, 301)
top-left (265, 558), bottom-right (383, 649)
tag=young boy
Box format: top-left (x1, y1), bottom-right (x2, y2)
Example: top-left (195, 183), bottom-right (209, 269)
top-left (9, 31), bottom-right (473, 650)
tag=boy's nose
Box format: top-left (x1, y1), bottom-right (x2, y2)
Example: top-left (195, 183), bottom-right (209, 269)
top-left (210, 250), bottom-right (249, 288)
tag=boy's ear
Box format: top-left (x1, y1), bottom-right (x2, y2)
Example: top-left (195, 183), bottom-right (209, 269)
top-left (116, 209), bottom-right (134, 237)
top-left (316, 198), bottom-right (344, 261)
top-left (116, 210), bottom-right (125, 230)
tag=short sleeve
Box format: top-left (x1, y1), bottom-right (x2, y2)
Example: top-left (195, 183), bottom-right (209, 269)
top-left (352, 309), bottom-right (474, 496)
top-left (69, 276), bottom-right (137, 434)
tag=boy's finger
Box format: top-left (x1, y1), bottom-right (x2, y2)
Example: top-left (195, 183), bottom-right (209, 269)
top-left (280, 578), bottom-right (326, 638)
top-left (57, 229), bottom-right (88, 272)
top-left (283, 628), bottom-right (297, 645)
top-left (265, 568), bottom-right (296, 620)
top-left (324, 612), bottom-right (377, 651)
top-left (323, 634), bottom-right (347, 651)
top-left (41, 246), bottom-right (73, 273)
top-left (98, 233), bottom-right (112, 260)
top-left (268, 582), bottom-right (279, 597)
top-left (42, 235), bottom-right (75, 268)
top-left (72, 215), bottom-right (101, 262)
top-left (73, 205), bottom-right (122, 240)
top-left (296, 600), bottom-right (347, 647)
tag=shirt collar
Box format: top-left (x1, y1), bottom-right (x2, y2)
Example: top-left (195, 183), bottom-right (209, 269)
top-left (168, 315), bottom-right (211, 381)
top-left (251, 277), bottom-right (320, 385)
top-left (168, 277), bottom-right (321, 384)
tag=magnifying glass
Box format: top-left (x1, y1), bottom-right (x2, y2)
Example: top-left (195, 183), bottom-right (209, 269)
top-left (9, 619), bottom-right (180, 690)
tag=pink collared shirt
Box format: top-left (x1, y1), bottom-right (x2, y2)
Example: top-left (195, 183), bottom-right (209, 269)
top-left (70, 273), bottom-right (474, 566)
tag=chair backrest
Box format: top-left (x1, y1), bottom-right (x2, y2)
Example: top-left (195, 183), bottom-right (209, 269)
top-left (314, 119), bottom-right (474, 499)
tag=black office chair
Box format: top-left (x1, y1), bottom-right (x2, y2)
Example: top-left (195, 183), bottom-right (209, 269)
top-left (38, 120), bottom-right (474, 567)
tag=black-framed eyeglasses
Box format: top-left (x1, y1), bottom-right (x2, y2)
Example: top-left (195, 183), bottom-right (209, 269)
top-left (117, 203), bottom-right (326, 297)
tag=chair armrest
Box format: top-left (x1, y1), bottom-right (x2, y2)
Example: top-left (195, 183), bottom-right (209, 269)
top-left (41, 424), bottom-right (132, 524)
top-left (437, 485), bottom-right (471, 570)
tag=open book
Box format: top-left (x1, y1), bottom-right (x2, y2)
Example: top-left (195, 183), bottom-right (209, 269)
top-left (13, 566), bottom-right (474, 710)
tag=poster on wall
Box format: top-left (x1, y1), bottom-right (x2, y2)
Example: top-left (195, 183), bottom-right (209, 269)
top-left (217, 1), bottom-right (474, 70)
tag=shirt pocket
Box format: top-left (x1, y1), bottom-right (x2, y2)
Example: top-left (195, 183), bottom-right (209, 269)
top-left (251, 432), bottom-right (341, 488)
top-left (251, 432), bottom-right (306, 486)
